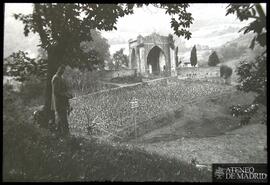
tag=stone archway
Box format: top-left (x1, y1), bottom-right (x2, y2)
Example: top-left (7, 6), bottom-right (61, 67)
top-left (147, 46), bottom-right (166, 75)
top-left (131, 48), bottom-right (137, 69)
top-left (129, 33), bottom-right (175, 76)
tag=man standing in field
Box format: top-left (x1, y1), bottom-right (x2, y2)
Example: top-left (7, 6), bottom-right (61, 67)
top-left (51, 65), bottom-right (73, 137)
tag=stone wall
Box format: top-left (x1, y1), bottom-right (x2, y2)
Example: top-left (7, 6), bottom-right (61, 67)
top-left (100, 69), bottom-right (136, 80)
top-left (177, 67), bottom-right (220, 79)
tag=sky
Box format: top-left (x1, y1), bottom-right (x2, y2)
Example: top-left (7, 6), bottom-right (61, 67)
top-left (3, 3), bottom-right (266, 57)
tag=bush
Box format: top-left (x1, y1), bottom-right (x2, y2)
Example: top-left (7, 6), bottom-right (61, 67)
top-left (208, 51), bottom-right (220, 66)
top-left (236, 54), bottom-right (266, 106)
top-left (220, 65), bottom-right (233, 84)
top-left (220, 65), bottom-right (232, 79)
top-left (19, 75), bottom-right (45, 107)
top-left (230, 104), bottom-right (259, 126)
top-left (63, 67), bottom-right (103, 96)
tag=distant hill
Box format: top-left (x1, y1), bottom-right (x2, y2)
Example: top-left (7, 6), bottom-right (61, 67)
top-left (215, 33), bottom-right (265, 68)
top-left (175, 33), bottom-right (265, 68)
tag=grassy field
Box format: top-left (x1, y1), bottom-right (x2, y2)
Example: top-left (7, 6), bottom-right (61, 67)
top-left (69, 137), bottom-right (212, 182)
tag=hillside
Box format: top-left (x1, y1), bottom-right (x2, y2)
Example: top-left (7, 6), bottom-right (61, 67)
top-left (175, 33), bottom-right (264, 68)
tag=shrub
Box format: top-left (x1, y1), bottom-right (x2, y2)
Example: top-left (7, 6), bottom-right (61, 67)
top-left (208, 51), bottom-right (220, 66)
top-left (220, 65), bottom-right (232, 79)
top-left (230, 104), bottom-right (259, 126)
top-left (236, 54), bottom-right (266, 106)
top-left (220, 65), bottom-right (233, 85)
top-left (63, 66), bottom-right (103, 96)
top-left (19, 75), bottom-right (45, 107)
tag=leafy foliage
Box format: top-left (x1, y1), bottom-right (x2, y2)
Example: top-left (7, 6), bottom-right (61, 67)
top-left (190, 45), bottom-right (197, 66)
top-left (62, 66), bottom-right (117, 97)
top-left (220, 65), bottom-right (232, 79)
top-left (19, 75), bottom-right (46, 107)
top-left (229, 103), bottom-right (260, 125)
top-left (226, 3), bottom-right (266, 49)
top-left (3, 50), bottom-right (47, 107)
top-left (80, 29), bottom-right (111, 71)
top-left (4, 50), bottom-right (47, 82)
top-left (208, 51), bottom-right (220, 66)
top-left (106, 59), bottom-right (116, 70)
top-left (112, 48), bottom-right (129, 70)
top-left (226, 3), bottom-right (266, 124)
top-left (168, 33), bottom-right (175, 49)
top-left (236, 54), bottom-right (266, 106)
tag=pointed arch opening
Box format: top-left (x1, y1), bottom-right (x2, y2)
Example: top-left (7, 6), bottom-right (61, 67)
top-left (147, 46), bottom-right (166, 75)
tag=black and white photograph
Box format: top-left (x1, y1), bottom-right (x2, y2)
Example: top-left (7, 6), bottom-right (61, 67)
top-left (3, 2), bottom-right (267, 182)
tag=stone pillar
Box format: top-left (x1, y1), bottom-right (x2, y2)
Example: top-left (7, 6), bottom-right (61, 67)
top-left (128, 48), bottom-right (132, 69)
top-left (170, 48), bottom-right (177, 76)
top-left (135, 48), bottom-right (140, 73)
top-left (139, 47), bottom-right (146, 74)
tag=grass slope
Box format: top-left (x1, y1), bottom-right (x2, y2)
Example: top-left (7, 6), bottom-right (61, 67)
top-left (4, 134), bottom-right (211, 182)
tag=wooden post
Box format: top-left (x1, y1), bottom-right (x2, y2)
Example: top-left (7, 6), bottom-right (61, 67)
top-left (130, 97), bottom-right (139, 144)
top-left (134, 107), bottom-right (137, 144)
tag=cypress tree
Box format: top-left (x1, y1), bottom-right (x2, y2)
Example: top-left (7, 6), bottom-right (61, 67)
top-left (190, 45), bottom-right (197, 67)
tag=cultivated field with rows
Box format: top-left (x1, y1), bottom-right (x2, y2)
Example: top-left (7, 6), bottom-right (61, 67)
top-left (69, 78), bottom-right (233, 140)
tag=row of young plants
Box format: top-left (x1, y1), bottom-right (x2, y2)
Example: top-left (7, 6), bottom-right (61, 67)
top-left (69, 79), bottom-right (233, 138)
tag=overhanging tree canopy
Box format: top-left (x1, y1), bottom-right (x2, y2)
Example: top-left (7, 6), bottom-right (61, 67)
top-left (112, 48), bottom-right (129, 70)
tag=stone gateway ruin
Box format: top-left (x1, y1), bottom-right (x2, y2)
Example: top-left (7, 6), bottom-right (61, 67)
top-left (128, 33), bottom-right (177, 77)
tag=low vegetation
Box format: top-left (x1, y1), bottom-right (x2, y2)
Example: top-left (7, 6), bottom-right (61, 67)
top-left (69, 78), bottom-right (232, 139)
top-left (63, 66), bottom-right (117, 97)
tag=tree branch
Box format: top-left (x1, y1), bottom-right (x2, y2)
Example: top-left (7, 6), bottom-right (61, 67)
top-left (33, 4), bottom-right (50, 48)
